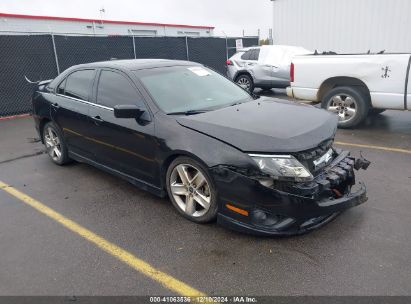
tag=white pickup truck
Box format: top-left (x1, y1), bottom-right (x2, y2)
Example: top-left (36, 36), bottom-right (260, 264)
top-left (287, 53), bottom-right (411, 128)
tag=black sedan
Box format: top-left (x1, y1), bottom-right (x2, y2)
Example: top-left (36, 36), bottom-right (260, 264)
top-left (32, 59), bottom-right (368, 235)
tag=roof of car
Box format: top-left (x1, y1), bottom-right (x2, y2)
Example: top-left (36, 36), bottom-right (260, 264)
top-left (72, 59), bottom-right (201, 71)
top-left (47, 59), bottom-right (203, 89)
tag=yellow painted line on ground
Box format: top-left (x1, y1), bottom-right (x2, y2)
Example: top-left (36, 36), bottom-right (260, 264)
top-left (0, 181), bottom-right (206, 297)
top-left (335, 141), bottom-right (411, 154)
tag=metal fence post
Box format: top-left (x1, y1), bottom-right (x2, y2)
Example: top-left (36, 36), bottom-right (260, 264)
top-left (51, 33), bottom-right (60, 75)
top-left (225, 36), bottom-right (229, 61)
top-left (132, 35), bottom-right (136, 59)
top-left (185, 36), bottom-right (189, 61)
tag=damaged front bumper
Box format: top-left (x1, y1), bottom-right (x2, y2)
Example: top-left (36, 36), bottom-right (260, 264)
top-left (211, 150), bottom-right (368, 236)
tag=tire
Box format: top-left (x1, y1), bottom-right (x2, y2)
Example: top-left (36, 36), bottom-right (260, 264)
top-left (42, 121), bottom-right (71, 165)
top-left (321, 86), bottom-right (370, 129)
top-left (369, 108), bottom-right (386, 115)
top-left (166, 157), bottom-right (218, 223)
top-left (235, 74), bottom-right (254, 93)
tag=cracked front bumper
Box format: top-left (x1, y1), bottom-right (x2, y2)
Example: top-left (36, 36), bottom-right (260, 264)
top-left (211, 152), bottom-right (368, 236)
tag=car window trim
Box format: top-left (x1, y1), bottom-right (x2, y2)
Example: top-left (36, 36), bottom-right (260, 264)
top-left (56, 93), bottom-right (114, 111)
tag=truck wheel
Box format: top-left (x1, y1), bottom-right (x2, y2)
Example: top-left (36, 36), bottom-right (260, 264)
top-left (235, 74), bottom-right (254, 93)
top-left (321, 86), bottom-right (370, 128)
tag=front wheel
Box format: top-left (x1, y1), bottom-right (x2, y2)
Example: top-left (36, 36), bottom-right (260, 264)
top-left (321, 86), bottom-right (370, 129)
top-left (42, 121), bottom-right (71, 165)
top-left (166, 157), bottom-right (218, 223)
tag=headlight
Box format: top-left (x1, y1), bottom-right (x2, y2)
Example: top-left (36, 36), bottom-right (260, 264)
top-left (249, 154), bottom-right (313, 182)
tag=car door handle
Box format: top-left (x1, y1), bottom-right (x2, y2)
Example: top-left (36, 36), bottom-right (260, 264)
top-left (92, 115), bottom-right (104, 124)
top-left (51, 102), bottom-right (60, 109)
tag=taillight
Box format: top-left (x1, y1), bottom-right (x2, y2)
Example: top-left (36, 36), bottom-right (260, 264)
top-left (226, 59), bottom-right (233, 66)
top-left (290, 62), bottom-right (294, 82)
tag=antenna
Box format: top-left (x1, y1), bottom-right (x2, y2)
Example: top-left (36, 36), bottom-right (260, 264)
top-left (99, 7), bottom-right (105, 24)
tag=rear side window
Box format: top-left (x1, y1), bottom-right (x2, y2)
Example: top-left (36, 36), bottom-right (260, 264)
top-left (241, 50), bottom-right (251, 60)
top-left (240, 49), bottom-right (259, 61)
top-left (97, 70), bottom-right (144, 109)
top-left (57, 78), bottom-right (66, 95)
top-left (62, 70), bottom-right (95, 101)
top-left (250, 49), bottom-right (260, 60)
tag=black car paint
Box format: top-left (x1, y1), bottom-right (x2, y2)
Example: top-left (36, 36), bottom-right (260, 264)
top-left (32, 59), bottom-right (368, 235)
top-left (177, 98), bottom-right (338, 153)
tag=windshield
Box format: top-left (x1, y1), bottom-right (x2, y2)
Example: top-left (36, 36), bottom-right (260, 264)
top-left (136, 66), bottom-right (251, 114)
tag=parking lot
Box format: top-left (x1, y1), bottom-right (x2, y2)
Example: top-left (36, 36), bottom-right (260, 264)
top-left (0, 91), bottom-right (410, 296)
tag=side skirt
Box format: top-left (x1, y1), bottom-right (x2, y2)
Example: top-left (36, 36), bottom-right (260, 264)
top-left (69, 151), bottom-right (166, 198)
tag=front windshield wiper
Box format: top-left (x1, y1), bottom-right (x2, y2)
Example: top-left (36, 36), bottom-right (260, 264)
top-left (228, 97), bottom-right (255, 107)
top-left (167, 109), bottom-right (209, 116)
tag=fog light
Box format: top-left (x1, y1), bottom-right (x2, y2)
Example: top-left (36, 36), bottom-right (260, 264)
top-left (252, 210), bottom-right (267, 222)
top-left (251, 209), bottom-right (279, 227)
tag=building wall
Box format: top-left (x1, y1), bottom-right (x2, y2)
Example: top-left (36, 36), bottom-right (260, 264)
top-left (0, 16), bottom-right (213, 37)
top-left (272, 0), bottom-right (411, 53)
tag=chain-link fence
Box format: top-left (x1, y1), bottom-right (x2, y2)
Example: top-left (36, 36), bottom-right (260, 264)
top-left (0, 33), bottom-right (258, 117)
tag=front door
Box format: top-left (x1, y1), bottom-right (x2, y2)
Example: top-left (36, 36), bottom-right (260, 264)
top-left (88, 69), bottom-right (157, 185)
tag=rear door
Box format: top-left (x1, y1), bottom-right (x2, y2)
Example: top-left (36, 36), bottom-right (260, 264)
top-left (244, 49), bottom-right (275, 87)
top-left (88, 69), bottom-right (157, 184)
top-left (51, 69), bottom-right (96, 158)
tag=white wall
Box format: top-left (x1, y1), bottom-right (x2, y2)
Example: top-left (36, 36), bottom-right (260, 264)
top-left (0, 17), bottom-right (213, 37)
top-left (272, 0), bottom-right (411, 53)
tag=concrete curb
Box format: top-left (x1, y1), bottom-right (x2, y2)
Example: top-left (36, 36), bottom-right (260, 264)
top-left (0, 114), bottom-right (31, 121)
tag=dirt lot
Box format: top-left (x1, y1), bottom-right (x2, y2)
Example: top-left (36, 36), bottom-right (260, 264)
top-left (0, 93), bottom-right (410, 296)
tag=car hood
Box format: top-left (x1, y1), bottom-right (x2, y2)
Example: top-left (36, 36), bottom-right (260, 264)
top-left (176, 98), bottom-right (338, 153)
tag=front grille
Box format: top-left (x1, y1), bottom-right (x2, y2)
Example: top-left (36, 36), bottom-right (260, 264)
top-left (293, 139), bottom-right (334, 173)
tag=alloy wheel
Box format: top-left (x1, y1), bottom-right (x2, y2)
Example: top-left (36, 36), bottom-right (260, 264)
top-left (237, 77), bottom-right (251, 91)
top-left (44, 127), bottom-right (62, 162)
top-left (327, 94), bottom-right (358, 123)
top-left (170, 164), bottom-right (211, 218)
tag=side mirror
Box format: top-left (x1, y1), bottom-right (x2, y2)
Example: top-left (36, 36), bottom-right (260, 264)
top-left (114, 105), bottom-right (145, 119)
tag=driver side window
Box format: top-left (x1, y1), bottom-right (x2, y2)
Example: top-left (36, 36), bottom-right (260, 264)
top-left (97, 70), bottom-right (145, 109)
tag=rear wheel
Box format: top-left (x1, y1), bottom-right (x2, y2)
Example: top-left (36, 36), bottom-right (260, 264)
top-left (42, 122), bottom-right (70, 165)
top-left (322, 86), bottom-right (370, 128)
top-left (166, 157), bottom-right (218, 223)
top-left (235, 74), bottom-right (254, 93)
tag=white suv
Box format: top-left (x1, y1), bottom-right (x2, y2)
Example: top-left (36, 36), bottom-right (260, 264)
top-left (226, 45), bottom-right (311, 92)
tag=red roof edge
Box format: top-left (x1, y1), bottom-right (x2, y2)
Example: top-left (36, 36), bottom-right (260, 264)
top-left (0, 12), bottom-right (215, 30)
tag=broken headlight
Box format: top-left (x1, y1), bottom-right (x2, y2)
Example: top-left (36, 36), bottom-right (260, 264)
top-left (249, 154), bottom-right (313, 183)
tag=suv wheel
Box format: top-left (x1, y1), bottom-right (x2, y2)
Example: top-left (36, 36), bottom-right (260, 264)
top-left (166, 157), bottom-right (218, 223)
top-left (236, 74), bottom-right (254, 93)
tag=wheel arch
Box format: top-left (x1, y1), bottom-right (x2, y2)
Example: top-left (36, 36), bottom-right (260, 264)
top-left (39, 118), bottom-right (51, 143)
top-left (317, 76), bottom-right (371, 101)
top-left (234, 71), bottom-right (253, 82)
top-left (160, 151), bottom-right (211, 190)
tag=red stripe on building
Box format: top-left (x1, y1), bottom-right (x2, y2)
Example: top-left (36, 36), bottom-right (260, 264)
top-left (0, 12), bottom-right (214, 30)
